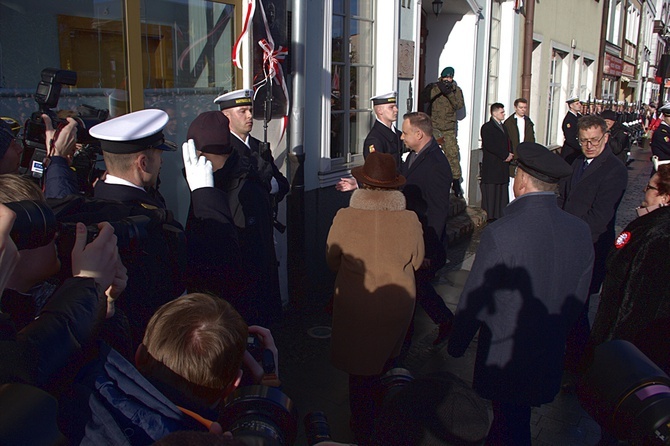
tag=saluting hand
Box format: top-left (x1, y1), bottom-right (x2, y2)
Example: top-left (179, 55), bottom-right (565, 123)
top-left (182, 139), bottom-right (214, 191)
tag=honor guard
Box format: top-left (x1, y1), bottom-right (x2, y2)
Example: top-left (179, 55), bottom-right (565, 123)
top-left (214, 89), bottom-right (290, 209)
top-left (651, 103), bottom-right (670, 172)
top-left (363, 91), bottom-right (403, 168)
top-left (87, 109), bottom-right (187, 345)
top-left (561, 96), bottom-right (582, 165)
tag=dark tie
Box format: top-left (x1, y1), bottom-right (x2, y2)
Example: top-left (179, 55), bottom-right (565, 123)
top-left (408, 151), bottom-right (417, 168)
top-left (573, 159), bottom-right (589, 185)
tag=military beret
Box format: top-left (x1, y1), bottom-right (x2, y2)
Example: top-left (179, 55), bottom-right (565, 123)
top-left (89, 109), bottom-right (176, 154)
top-left (370, 91), bottom-right (397, 106)
top-left (214, 89), bottom-right (254, 110)
top-left (186, 111), bottom-right (232, 155)
top-left (441, 66), bottom-right (455, 77)
top-left (600, 110), bottom-right (617, 121)
top-left (515, 142), bottom-right (572, 184)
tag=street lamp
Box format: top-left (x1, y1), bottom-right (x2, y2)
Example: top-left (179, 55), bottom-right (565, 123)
top-left (432, 0), bottom-right (443, 17)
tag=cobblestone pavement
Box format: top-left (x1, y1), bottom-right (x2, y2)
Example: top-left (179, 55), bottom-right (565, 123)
top-left (273, 143), bottom-right (650, 445)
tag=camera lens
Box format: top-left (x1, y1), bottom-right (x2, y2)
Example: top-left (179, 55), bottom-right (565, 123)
top-left (219, 385), bottom-right (297, 446)
top-left (579, 340), bottom-right (670, 444)
top-left (304, 411), bottom-right (331, 446)
top-left (107, 215), bottom-right (150, 252)
top-left (378, 367), bottom-right (414, 406)
top-left (5, 200), bottom-right (57, 250)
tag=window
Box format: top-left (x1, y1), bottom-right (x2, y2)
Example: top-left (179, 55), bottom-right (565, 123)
top-left (141, 0), bottom-right (237, 145)
top-left (330, 0), bottom-right (375, 159)
top-left (606, 0), bottom-right (623, 45)
top-left (546, 50), bottom-right (564, 146)
top-left (580, 58), bottom-right (594, 100)
top-left (487, 0), bottom-right (502, 109)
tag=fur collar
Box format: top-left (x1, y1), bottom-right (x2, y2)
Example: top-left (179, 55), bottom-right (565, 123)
top-left (349, 188), bottom-right (406, 211)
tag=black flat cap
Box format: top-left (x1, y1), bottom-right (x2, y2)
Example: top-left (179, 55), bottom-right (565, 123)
top-left (186, 111), bottom-right (232, 155)
top-left (600, 109), bottom-right (617, 121)
top-left (516, 142), bottom-right (572, 184)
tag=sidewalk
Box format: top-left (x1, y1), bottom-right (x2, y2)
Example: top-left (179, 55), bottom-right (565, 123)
top-left (274, 143), bottom-right (650, 445)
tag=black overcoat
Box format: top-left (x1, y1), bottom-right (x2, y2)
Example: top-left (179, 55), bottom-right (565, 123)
top-left (448, 193), bottom-right (594, 405)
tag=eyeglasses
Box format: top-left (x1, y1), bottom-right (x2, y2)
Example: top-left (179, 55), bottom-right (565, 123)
top-left (644, 184), bottom-right (659, 193)
top-left (578, 133), bottom-right (607, 147)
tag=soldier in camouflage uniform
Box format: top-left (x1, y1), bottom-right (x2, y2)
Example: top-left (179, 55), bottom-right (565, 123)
top-left (421, 66), bottom-right (465, 197)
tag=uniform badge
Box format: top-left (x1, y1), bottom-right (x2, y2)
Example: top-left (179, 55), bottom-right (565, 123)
top-left (567, 123), bottom-right (571, 128)
top-left (141, 203), bottom-right (159, 210)
top-left (615, 231), bottom-right (631, 249)
top-left (369, 145), bottom-right (375, 153)
top-left (665, 136), bottom-right (669, 143)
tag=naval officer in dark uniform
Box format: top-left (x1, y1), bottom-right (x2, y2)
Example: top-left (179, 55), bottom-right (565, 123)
top-left (214, 89), bottom-right (290, 206)
top-left (363, 91), bottom-right (403, 167)
top-left (561, 96), bottom-right (583, 165)
top-left (88, 109), bottom-right (187, 345)
top-left (651, 103), bottom-right (670, 173)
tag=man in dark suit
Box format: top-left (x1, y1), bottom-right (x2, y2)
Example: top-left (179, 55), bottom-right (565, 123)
top-left (400, 111), bottom-right (454, 344)
top-left (186, 111), bottom-right (280, 327)
top-left (449, 142), bottom-right (594, 445)
top-left (480, 103), bottom-right (513, 221)
top-left (561, 96), bottom-right (583, 164)
top-left (559, 114), bottom-right (628, 373)
top-left (363, 92), bottom-right (403, 167)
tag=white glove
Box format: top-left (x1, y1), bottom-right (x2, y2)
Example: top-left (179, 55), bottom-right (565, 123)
top-left (270, 177), bottom-right (279, 194)
top-left (182, 139), bottom-right (214, 191)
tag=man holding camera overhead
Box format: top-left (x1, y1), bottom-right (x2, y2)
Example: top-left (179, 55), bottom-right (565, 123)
top-left (421, 66), bottom-right (466, 197)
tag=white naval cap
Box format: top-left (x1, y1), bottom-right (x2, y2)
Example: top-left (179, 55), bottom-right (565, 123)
top-left (370, 91), bottom-right (397, 106)
top-left (89, 109), bottom-right (176, 154)
top-left (214, 89), bottom-right (254, 110)
top-left (566, 96), bottom-right (580, 104)
top-left (659, 103), bottom-right (670, 115)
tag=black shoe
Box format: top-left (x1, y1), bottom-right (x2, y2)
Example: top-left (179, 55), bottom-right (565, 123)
top-left (452, 180), bottom-right (464, 198)
top-left (433, 320), bottom-right (453, 345)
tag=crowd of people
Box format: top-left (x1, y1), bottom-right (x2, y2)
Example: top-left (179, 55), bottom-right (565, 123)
top-left (333, 65), bottom-right (670, 445)
top-left (0, 89), bottom-right (293, 445)
top-left (1, 62), bottom-right (669, 446)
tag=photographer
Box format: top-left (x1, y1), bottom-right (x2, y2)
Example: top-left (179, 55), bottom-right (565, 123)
top-left (0, 175), bottom-right (126, 388)
top-left (42, 113), bottom-right (81, 199)
top-left (65, 293), bottom-right (279, 444)
top-left (0, 119), bottom-right (24, 174)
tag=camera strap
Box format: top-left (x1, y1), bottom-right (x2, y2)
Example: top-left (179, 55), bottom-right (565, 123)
top-left (175, 405), bottom-right (214, 431)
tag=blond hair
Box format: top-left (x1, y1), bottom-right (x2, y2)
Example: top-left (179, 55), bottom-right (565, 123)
top-left (143, 293), bottom-right (248, 391)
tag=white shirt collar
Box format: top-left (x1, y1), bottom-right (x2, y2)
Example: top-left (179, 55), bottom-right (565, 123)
top-left (104, 174), bottom-right (145, 191)
top-left (232, 132), bottom-right (250, 147)
top-left (376, 118), bottom-right (396, 131)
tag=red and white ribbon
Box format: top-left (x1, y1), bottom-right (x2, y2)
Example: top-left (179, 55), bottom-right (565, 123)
top-left (232, 0), bottom-right (256, 69)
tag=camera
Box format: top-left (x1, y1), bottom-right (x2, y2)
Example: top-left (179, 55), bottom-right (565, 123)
top-left (578, 340), bottom-right (670, 445)
top-left (304, 411), bottom-right (332, 446)
top-left (20, 68), bottom-right (108, 185)
top-left (219, 385), bottom-right (298, 446)
top-left (5, 200), bottom-right (149, 253)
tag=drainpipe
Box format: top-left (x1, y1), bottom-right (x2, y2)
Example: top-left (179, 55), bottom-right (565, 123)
top-left (287, 0), bottom-right (306, 306)
top-left (520, 0), bottom-right (535, 102)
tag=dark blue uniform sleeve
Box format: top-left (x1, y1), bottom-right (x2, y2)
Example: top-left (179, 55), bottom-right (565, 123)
top-left (44, 156), bottom-right (79, 199)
